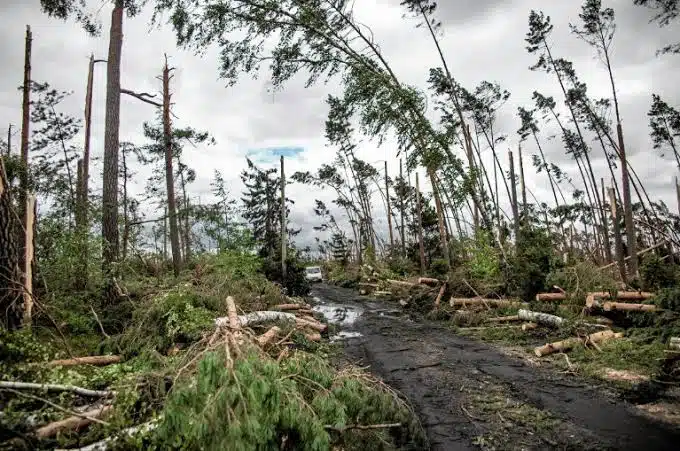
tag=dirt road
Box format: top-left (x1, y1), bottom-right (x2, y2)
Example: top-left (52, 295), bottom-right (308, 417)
top-left (311, 283), bottom-right (680, 450)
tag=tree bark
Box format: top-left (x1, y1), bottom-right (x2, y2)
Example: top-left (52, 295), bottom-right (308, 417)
top-left (518, 143), bottom-right (527, 223)
top-left (399, 158), bottom-right (406, 257)
top-left (415, 172), bottom-right (426, 275)
top-left (608, 187), bottom-right (627, 282)
top-left (22, 195), bottom-right (35, 328)
top-left (617, 123), bottom-right (638, 277)
top-left (281, 155), bottom-right (287, 280)
top-left (385, 161), bottom-right (394, 248)
top-left (517, 309), bottom-right (565, 326)
top-left (0, 158), bottom-right (22, 329)
top-left (101, 2), bottom-right (124, 278)
top-left (19, 25), bottom-right (32, 247)
top-left (508, 150), bottom-right (520, 241)
top-left (162, 57), bottom-right (181, 278)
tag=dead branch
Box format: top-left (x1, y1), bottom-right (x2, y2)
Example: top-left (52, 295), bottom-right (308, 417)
top-left (324, 422), bottom-right (402, 432)
top-left (120, 88), bottom-right (162, 107)
top-left (47, 355), bottom-right (122, 367)
top-left (0, 381), bottom-right (113, 398)
top-left (90, 306), bottom-right (110, 339)
top-left (534, 330), bottom-right (623, 357)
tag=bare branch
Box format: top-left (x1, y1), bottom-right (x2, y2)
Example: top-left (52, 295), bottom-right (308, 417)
top-left (120, 88), bottom-right (162, 107)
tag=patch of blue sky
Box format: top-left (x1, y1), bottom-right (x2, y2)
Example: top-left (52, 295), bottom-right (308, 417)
top-left (246, 146), bottom-right (305, 163)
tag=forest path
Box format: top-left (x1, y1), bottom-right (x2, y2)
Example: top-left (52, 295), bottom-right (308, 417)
top-left (311, 283), bottom-right (680, 451)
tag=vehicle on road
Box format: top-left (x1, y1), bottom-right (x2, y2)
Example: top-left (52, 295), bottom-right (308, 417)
top-left (305, 266), bottom-right (323, 283)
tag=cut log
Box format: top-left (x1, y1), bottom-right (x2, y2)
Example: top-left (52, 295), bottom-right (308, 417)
top-left (418, 277), bottom-right (441, 286)
top-left (433, 283), bottom-right (446, 309)
top-left (387, 279), bottom-right (416, 287)
top-left (486, 315), bottom-right (520, 323)
top-left (226, 296), bottom-right (240, 329)
top-left (535, 293), bottom-right (566, 302)
top-left (304, 332), bottom-right (321, 342)
top-left (48, 355), bottom-right (121, 367)
top-left (602, 302), bottom-right (657, 312)
top-left (588, 291), bottom-right (654, 301)
top-left (534, 330), bottom-right (623, 357)
top-left (670, 337), bottom-right (680, 350)
top-left (0, 381), bottom-right (113, 398)
top-left (517, 309), bottom-right (565, 327)
top-left (35, 405), bottom-right (113, 438)
top-left (450, 298), bottom-right (523, 308)
top-left (257, 326), bottom-right (281, 348)
top-left (296, 309), bottom-right (315, 315)
top-left (296, 317), bottom-right (327, 332)
top-left (522, 322), bottom-right (538, 331)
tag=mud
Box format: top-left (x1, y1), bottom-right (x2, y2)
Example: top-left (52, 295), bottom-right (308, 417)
top-left (311, 284), bottom-right (680, 450)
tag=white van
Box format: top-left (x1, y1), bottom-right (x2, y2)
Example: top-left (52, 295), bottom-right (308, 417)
top-left (305, 266), bottom-right (323, 283)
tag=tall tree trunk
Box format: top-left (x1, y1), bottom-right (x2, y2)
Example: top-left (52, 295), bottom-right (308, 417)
top-left (428, 169), bottom-right (451, 273)
top-left (508, 150), bottom-right (520, 241)
top-left (617, 123), bottom-right (638, 277)
top-left (20, 25), bottom-right (32, 237)
top-left (162, 57), bottom-right (181, 277)
top-left (415, 172), bottom-right (426, 275)
top-left (0, 159), bottom-right (22, 329)
top-left (280, 155), bottom-right (287, 280)
top-left (121, 147), bottom-right (129, 261)
top-left (22, 195), bottom-right (35, 328)
top-left (601, 178), bottom-right (612, 264)
top-left (518, 143), bottom-right (527, 224)
top-left (608, 187), bottom-right (627, 282)
top-left (384, 161), bottom-right (394, 249)
top-left (177, 162), bottom-right (191, 263)
top-left (399, 158), bottom-right (406, 257)
top-left (6, 124), bottom-right (11, 156)
top-left (101, 1), bottom-right (124, 278)
top-left (163, 207), bottom-right (168, 261)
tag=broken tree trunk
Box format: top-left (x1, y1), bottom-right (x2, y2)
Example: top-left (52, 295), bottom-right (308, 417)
top-left (272, 303), bottom-right (310, 311)
top-left (22, 195), bottom-right (35, 328)
top-left (48, 355), bottom-right (122, 367)
top-left (517, 309), bottom-right (565, 327)
top-left (534, 330), bottom-right (624, 357)
top-left (433, 283), bottom-right (446, 309)
top-left (35, 405), bottom-right (113, 439)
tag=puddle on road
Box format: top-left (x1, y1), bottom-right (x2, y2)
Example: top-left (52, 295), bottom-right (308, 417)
top-left (311, 297), bottom-right (364, 341)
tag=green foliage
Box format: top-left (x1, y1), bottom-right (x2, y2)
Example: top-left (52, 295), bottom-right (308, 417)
top-left (655, 286), bottom-right (680, 312)
top-left (639, 254), bottom-right (679, 291)
top-left (547, 261), bottom-right (618, 303)
top-left (151, 351), bottom-right (424, 450)
top-left (119, 287), bottom-right (217, 355)
top-left (0, 329), bottom-right (50, 365)
top-left (461, 232), bottom-right (501, 283)
top-left (504, 227), bottom-right (557, 301)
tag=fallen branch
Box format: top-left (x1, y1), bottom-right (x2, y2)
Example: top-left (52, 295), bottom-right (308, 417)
top-left (486, 315), bottom-right (520, 323)
top-left (58, 420), bottom-right (158, 451)
top-left (0, 381), bottom-right (113, 398)
top-left (120, 88), bottom-right (162, 107)
top-left (599, 240), bottom-right (668, 270)
top-left (534, 330), bottom-right (624, 357)
top-left (603, 302), bottom-right (657, 312)
top-left (36, 404), bottom-right (113, 439)
top-left (47, 355), bottom-right (121, 367)
top-left (450, 298), bottom-right (524, 308)
top-left (517, 309), bottom-right (565, 327)
top-left (324, 422), bottom-right (402, 432)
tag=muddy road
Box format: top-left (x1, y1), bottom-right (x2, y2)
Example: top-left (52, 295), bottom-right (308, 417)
top-left (311, 283), bottom-right (680, 451)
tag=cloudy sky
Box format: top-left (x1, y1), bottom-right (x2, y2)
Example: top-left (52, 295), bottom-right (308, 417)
top-left (0, 0), bottom-right (678, 250)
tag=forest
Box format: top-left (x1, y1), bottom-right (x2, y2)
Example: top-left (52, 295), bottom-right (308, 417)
top-left (1, 0), bottom-right (680, 449)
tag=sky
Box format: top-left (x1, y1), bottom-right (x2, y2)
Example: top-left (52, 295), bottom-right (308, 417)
top-left (0, 0), bottom-right (678, 251)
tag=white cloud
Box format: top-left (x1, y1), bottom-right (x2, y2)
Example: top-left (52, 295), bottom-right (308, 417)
top-left (1, 0), bottom-right (679, 252)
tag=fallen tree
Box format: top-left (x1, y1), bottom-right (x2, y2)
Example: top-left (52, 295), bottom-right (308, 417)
top-left (0, 381), bottom-right (113, 398)
top-left (449, 298), bottom-right (524, 308)
top-left (47, 355), bottom-right (122, 367)
top-left (534, 330), bottom-right (624, 357)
